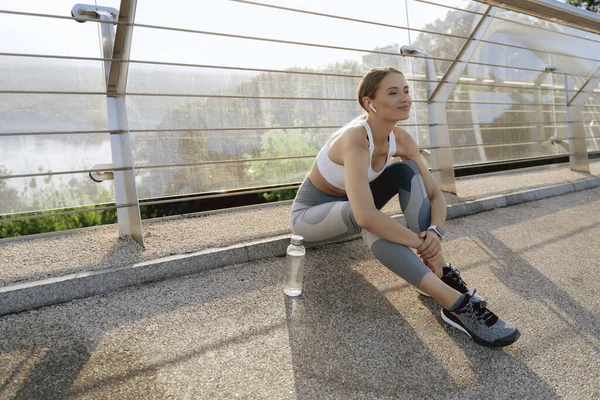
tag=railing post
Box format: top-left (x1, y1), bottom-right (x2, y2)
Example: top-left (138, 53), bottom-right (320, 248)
top-left (546, 65), bottom-right (597, 173)
top-left (565, 69), bottom-right (597, 173)
top-left (72, 2), bottom-right (144, 246)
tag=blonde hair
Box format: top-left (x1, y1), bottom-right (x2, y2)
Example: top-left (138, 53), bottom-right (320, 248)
top-left (357, 66), bottom-right (404, 111)
top-left (330, 67), bottom-right (405, 137)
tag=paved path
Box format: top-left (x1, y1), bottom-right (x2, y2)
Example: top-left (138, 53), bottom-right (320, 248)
top-left (1, 187), bottom-right (599, 399)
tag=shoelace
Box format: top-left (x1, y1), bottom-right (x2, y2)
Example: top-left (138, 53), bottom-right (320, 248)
top-left (445, 264), bottom-right (467, 290)
top-left (448, 265), bottom-right (488, 306)
top-left (465, 289), bottom-right (498, 326)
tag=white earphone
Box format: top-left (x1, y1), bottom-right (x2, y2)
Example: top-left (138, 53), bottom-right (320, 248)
top-left (369, 104), bottom-right (377, 112)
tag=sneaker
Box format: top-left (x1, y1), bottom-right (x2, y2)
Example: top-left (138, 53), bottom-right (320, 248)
top-left (417, 264), bottom-right (485, 303)
top-left (441, 290), bottom-right (520, 347)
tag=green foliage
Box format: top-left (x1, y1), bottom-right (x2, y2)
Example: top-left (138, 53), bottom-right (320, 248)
top-left (262, 188), bottom-right (298, 202)
top-left (567, 0), bottom-right (600, 12)
top-left (0, 207), bottom-right (117, 238)
top-left (0, 167), bottom-right (21, 215)
top-left (0, 166), bottom-right (118, 238)
top-left (244, 129), bottom-right (320, 185)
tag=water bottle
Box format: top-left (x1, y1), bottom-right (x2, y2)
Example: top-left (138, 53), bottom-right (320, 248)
top-left (284, 235), bottom-right (305, 296)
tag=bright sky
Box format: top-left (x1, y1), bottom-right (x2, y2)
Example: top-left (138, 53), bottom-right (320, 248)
top-left (0, 0), bottom-right (459, 70)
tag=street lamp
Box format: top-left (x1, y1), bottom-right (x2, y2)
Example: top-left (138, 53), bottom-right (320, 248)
top-left (400, 44), bottom-right (458, 193)
top-left (399, 45), bottom-right (437, 99)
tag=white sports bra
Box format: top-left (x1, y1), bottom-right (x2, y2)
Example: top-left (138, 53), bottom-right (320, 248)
top-left (316, 120), bottom-right (396, 190)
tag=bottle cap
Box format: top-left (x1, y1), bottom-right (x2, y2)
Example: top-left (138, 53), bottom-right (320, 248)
top-left (291, 234), bottom-right (304, 245)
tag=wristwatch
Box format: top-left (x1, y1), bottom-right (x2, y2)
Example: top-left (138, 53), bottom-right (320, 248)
top-left (427, 225), bottom-right (446, 240)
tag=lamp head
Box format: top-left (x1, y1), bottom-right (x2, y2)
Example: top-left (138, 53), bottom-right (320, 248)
top-left (399, 45), bottom-right (420, 55)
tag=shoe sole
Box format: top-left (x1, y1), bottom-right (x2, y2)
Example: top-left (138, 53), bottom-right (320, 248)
top-left (440, 308), bottom-right (520, 347)
top-left (415, 288), bottom-right (431, 297)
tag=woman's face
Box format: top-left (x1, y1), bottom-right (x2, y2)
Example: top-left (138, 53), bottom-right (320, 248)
top-left (369, 72), bottom-right (412, 121)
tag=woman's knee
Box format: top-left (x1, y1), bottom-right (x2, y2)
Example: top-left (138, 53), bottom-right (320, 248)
top-left (388, 159), bottom-right (420, 176)
top-left (403, 159), bottom-right (421, 175)
top-left (289, 201), bottom-right (359, 242)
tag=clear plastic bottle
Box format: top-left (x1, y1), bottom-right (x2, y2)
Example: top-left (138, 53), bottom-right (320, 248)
top-left (284, 235), bottom-right (305, 296)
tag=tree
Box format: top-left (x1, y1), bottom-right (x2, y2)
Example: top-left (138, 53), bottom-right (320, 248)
top-left (567, 0), bottom-right (600, 12)
top-left (244, 129), bottom-right (319, 185)
top-left (0, 166), bottom-right (117, 238)
top-left (0, 166), bottom-right (22, 215)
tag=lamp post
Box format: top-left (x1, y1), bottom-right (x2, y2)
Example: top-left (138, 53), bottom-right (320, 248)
top-left (400, 45), bottom-right (457, 193)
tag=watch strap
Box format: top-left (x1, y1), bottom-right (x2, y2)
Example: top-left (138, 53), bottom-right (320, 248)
top-left (427, 225), bottom-right (445, 239)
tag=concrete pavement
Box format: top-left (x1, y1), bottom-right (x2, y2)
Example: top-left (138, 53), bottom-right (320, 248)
top-left (0, 186), bottom-right (599, 399)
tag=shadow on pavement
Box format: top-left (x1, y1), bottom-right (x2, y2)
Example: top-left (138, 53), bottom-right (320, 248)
top-left (476, 231), bottom-right (600, 352)
top-left (0, 257), bottom-right (287, 399)
top-left (284, 253), bottom-right (556, 399)
top-left (416, 296), bottom-right (558, 400)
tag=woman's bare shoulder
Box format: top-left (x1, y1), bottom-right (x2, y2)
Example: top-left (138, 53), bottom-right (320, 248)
top-left (332, 123), bottom-right (369, 149)
top-left (326, 123), bottom-right (369, 165)
top-left (392, 126), bottom-right (419, 157)
top-left (392, 126), bottom-right (414, 140)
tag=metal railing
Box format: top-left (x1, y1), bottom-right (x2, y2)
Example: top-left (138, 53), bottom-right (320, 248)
top-left (1, 0), bottom-right (599, 244)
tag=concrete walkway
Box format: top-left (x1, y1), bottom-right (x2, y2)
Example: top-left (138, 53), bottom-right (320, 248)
top-left (0, 185), bottom-right (599, 399)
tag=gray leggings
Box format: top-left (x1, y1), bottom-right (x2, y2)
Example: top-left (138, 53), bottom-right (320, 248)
top-left (290, 160), bottom-right (432, 287)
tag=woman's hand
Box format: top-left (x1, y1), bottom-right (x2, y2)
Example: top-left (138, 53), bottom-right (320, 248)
top-left (417, 230), bottom-right (442, 260)
top-left (418, 231), bottom-right (444, 277)
top-left (421, 253), bottom-right (444, 277)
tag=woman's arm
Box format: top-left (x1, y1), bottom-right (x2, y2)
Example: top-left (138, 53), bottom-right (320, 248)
top-left (343, 128), bottom-right (424, 249)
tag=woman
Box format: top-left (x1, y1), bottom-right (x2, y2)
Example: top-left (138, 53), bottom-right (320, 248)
top-left (290, 66), bottom-right (519, 347)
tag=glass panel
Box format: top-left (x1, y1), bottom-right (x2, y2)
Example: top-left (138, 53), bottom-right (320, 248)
top-left (131, 2), bottom-right (411, 71)
top-left (482, 17), bottom-right (600, 76)
top-left (408, 0), bottom-right (488, 14)
top-left (447, 104), bottom-right (568, 125)
top-left (452, 83), bottom-right (568, 100)
top-left (137, 0), bottom-right (410, 49)
top-left (0, 14), bottom-right (102, 58)
top-left (406, 0), bottom-right (482, 81)
top-left (0, 94), bottom-right (108, 133)
top-left (0, 133), bottom-right (112, 176)
top-left (456, 62), bottom-right (581, 91)
top-left (412, 125), bottom-right (431, 148)
top-left (582, 86), bottom-right (600, 152)
top-left (132, 127), bottom-right (333, 167)
top-left (584, 126), bottom-right (600, 153)
top-left (449, 123), bottom-right (559, 147)
top-left (452, 140), bottom-right (564, 167)
top-left (473, 41), bottom-right (550, 71)
top-left (407, 0), bottom-right (486, 33)
top-left (0, 57), bottom-right (105, 92)
top-left (136, 158), bottom-right (312, 199)
top-left (0, 173), bottom-right (115, 215)
top-left (171, 0), bottom-right (410, 28)
top-left (130, 26), bottom-right (407, 73)
top-left (494, 10), bottom-right (600, 43)
top-left (127, 96), bottom-right (362, 132)
top-left (127, 66), bottom-right (363, 97)
top-left (1, 0), bottom-right (119, 13)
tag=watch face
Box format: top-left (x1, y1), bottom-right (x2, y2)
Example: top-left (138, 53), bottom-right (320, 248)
top-left (436, 226), bottom-right (445, 237)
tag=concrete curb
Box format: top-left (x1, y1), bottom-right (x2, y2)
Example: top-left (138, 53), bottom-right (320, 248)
top-left (2, 176), bottom-right (599, 316)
